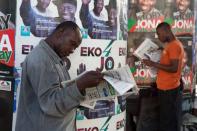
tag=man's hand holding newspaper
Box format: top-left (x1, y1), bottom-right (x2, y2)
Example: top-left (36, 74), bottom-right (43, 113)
top-left (133, 38), bottom-right (161, 62)
top-left (133, 38), bottom-right (162, 77)
top-left (61, 65), bottom-right (138, 108)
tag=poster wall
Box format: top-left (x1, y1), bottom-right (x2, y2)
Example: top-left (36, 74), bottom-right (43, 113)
top-left (128, 0), bottom-right (194, 35)
top-left (15, 0), bottom-right (128, 67)
top-left (127, 0), bottom-right (195, 89)
top-left (14, 0), bottom-right (128, 130)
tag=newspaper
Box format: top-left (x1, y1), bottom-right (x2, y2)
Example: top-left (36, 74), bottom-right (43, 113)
top-left (133, 38), bottom-right (160, 61)
top-left (61, 65), bottom-right (137, 108)
top-left (102, 65), bottom-right (137, 95)
top-left (133, 39), bottom-right (162, 76)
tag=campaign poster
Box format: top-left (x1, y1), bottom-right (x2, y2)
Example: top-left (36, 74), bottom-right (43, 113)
top-left (0, 76), bottom-right (15, 131)
top-left (128, 0), bottom-right (194, 36)
top-left (68, 39), bottom-right (127, 130)
top-left (0, 0), bottom-right (16, 77)
top-left (15, 0), bottom-right (128, 130)
top-left (15, 0), bottom-right (126, 66)
top-left (17, 0), bottom-right (125, 40)
top-left (68, 40), bottom-right (126, 77)
top-left (0, 29), bottom-right (15, 77)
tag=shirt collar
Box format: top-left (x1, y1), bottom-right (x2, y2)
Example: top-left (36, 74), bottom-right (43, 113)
top-left (40, 39), bottom-right (65, 65)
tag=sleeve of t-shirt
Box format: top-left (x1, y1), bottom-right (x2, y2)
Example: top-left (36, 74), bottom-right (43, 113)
top-left (168, 42), bottom-right (181, 60)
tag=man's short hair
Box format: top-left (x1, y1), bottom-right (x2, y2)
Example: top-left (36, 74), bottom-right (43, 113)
top-left (156, 22), bottom-right (171, 31)
top-left (54, 21), bottom-right (79, 32)
top-left (53, 0), bottom-right (77, 7)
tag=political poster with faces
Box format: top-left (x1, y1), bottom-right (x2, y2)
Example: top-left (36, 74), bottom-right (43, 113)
top-left (14, 0), bottom-right (128, 131)
top-left (15, 0), bottom-right (128, 67)
top-left (128, 0), bottom-right (194, 36)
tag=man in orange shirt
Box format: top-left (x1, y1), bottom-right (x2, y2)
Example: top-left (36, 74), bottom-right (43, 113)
top-left (143, 22), bottom-right (184, 131)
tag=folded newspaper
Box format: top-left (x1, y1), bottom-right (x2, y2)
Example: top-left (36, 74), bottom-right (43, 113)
top-left (133, 39), bottom-right (162, 77)
top-left (133, 38), bottom-right (161, 62)
top-left (61, 65), bottom-right (137, 109)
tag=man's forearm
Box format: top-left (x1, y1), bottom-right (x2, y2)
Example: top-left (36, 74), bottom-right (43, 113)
top-left (20, 0), bottom-right (32, 25)
top-left (80, 4), bottom-right (91, 28)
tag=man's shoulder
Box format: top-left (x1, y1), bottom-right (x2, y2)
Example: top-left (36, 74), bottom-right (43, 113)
top-left (172, 39), bottom-right (183, 46)
top-left (167, 40), bottom-right (183, 50)
top-left (26, 41), bottom-right (47, 62)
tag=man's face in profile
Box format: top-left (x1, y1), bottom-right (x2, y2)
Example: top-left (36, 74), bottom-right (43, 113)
top-left (138, 0), bottom-right (156, 13)
top-left (156, 28), bottom-right (164, 42)
top-left (94, 0), bottom-right (104, 15)
top-left (37, 0), bottom-right (51, 10)
top-left (56, 29), bottom-right (81, 58)
top-left (176, 0), bottom-right (190, 14)
top-left (58, 3), bottom-right (76, 21)
top-left (108, 8), bottom-right (117, 26)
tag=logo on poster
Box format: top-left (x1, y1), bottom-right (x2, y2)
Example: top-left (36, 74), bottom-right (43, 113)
top-left (22, 45), bottom-right (34, 54)
top-left (0, 34), bottom-right (12, 63)
top-left (129, 17), bottom-right (164, 32)
top-left (116, 118), bottom-right (125, 130)
top-left (21, 26), bottom-right (30, 36)
top-left (172, 19), bottom-right (193, 28)
top-left (81, 28), bottom-right (88, 39)
top-left (119, 48), bottom-right (126, 56)
top-left (80, 41), bottom-right (115, 71)
top-left (136, 19), bottom-right (162, 29)
top-left (134, 61), bottom-right (156, 78)
top-left (172, 19), bottom-right (194, 34)
top-left (0, 80), bottom-right (11, 91)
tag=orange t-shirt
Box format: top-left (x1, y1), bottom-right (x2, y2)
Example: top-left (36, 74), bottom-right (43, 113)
top-left (156, 39), bottom-right (184, 90)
